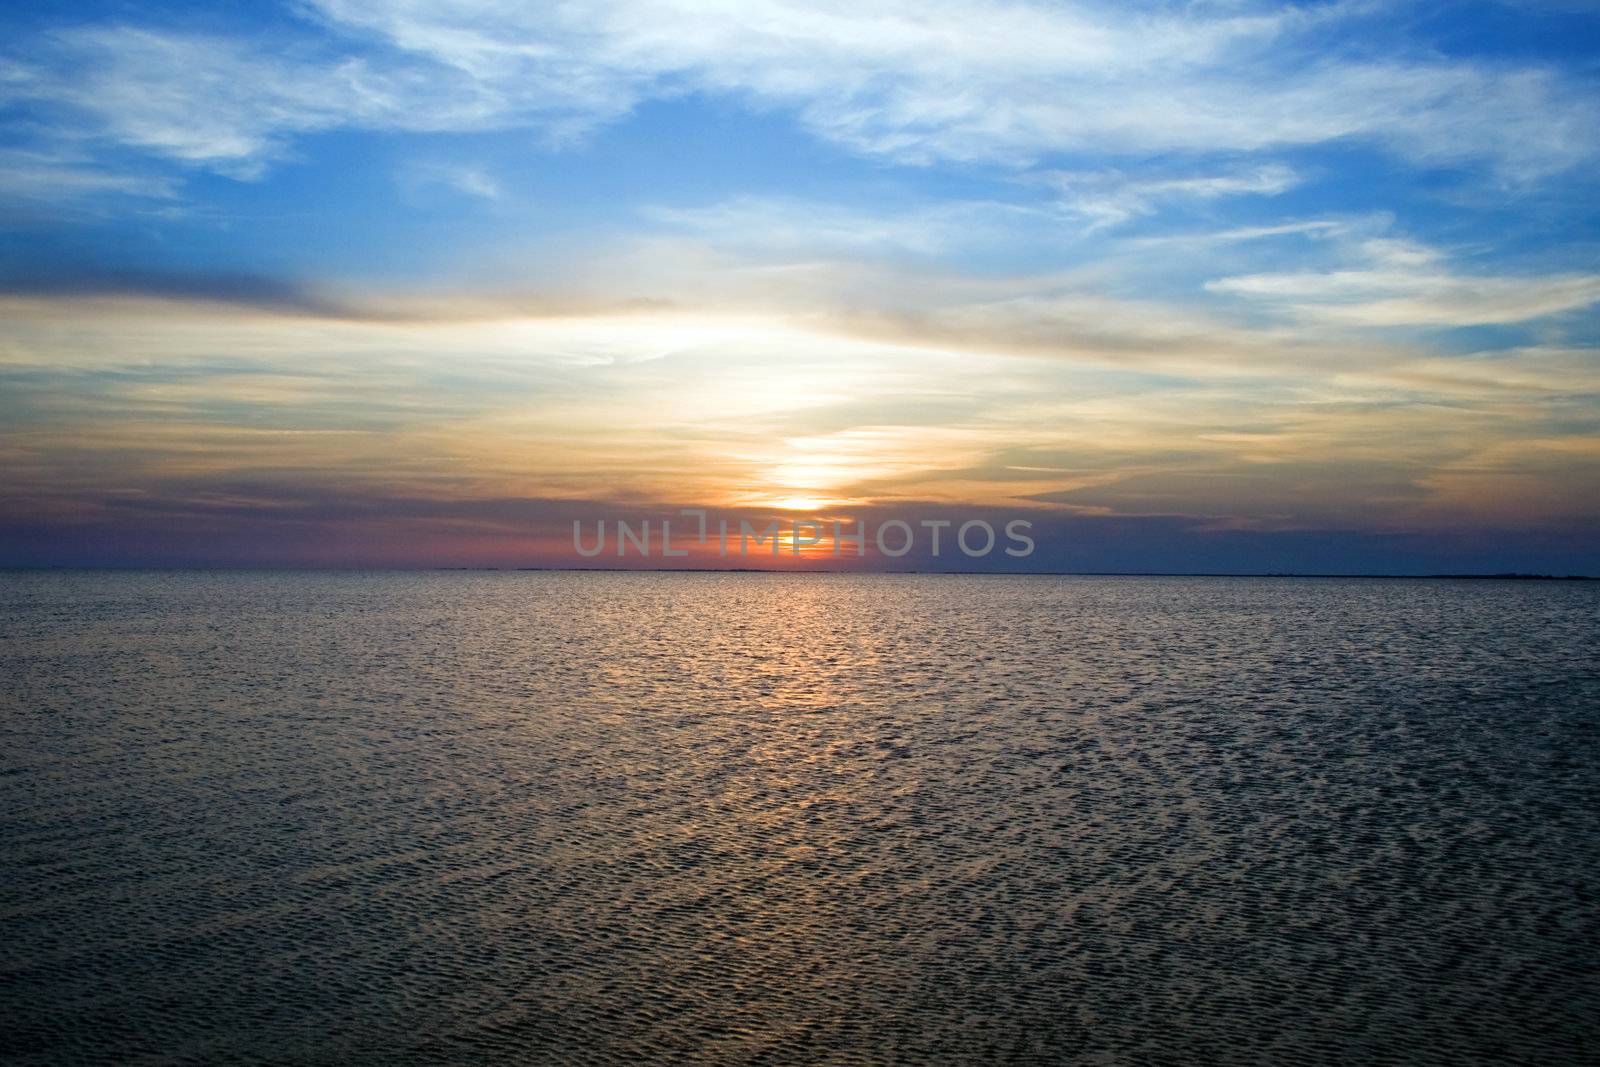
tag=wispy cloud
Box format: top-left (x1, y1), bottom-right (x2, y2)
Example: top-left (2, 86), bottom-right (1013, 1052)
top-left (0, 147), bottom-right (177, 210)
top-left (397, 161), bottom-right (502, 202)
top-left (308, 1), bottom-right (1596, 175)
top-left (641, 195), bottom-right (1061, 258)
top-left (1045, 164), bottom-right (1303, 229)
top-left (4, 2), bottom-right (1596, 184)
top-left (1209, 238), bottom-right (1600, 326)
top-left (2, 23), bottom-right (626, 178)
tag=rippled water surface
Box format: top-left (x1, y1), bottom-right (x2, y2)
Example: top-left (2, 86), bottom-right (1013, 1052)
top-left (2, 571), bottom-right (1598, 1065)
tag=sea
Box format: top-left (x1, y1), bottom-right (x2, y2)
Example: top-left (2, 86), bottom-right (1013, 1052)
top-left (2, 571), bottom-right (1597, 1065)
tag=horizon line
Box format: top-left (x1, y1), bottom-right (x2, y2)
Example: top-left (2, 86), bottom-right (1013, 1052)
top-left (2, 566), bottom-right (1595, 581)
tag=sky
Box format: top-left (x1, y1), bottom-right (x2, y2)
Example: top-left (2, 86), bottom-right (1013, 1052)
top-left (1, 0), bottom-right (1598, 572)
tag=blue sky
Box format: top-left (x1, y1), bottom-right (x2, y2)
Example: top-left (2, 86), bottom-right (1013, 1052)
top-left (2, 1), bottom-right (1598, 571)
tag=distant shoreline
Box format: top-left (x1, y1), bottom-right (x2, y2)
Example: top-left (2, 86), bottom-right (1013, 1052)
top-left (512, 569), bottom-right (1600, 580)
top-left (3, 566), bottom-right (1595, 580)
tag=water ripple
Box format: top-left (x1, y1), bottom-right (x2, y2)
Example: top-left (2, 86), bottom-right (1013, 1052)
top-left (2, 572), bottom-right (1597, 1064)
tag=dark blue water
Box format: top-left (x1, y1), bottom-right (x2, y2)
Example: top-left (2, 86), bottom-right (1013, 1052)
top-left (2, 572), bottom-right (1597, 1064)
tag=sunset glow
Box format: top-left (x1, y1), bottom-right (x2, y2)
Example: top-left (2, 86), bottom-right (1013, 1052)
top-left (0, 2), bottom-right (1596, 573)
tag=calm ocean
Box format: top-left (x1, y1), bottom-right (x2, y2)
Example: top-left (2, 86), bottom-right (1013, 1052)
top-left (2, 571), bottom-right (1597, 1064)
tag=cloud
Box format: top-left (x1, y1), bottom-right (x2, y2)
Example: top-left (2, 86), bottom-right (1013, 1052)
top-left (1209, 238), bottom-right (1600, 326)
top-left (641, 195), bottom-right (1058, 257)
top-left (1044, 164), bottom-right (1302, 229)
top-left (297, 1), bottom-right (1600, 177)
top-left (8, 29), bottom-right (363, 177)
top-left (9, 207), bottom-right (1589, 380)
top-left (2, 23), bottom-right (629, 177)
top-left (0, 226), bottom-right (1436, 380)
top-left (397, 161), bottom-right (502, 201)
top-left (0, 267), bottom-right (356, 316)
top-left (4, 2), bottom-right (1596, 182)
top-left (0, 148), bottom-right (178, 208)
top-left (644, 170), bottom-right (1309, 262)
